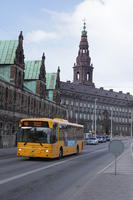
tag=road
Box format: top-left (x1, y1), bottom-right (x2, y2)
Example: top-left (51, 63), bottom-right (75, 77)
top-left (0, 138), bottom-right (132, 200)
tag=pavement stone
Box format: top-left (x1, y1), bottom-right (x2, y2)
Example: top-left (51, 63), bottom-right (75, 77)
top-left (71, 147), bottom-right (133, 200)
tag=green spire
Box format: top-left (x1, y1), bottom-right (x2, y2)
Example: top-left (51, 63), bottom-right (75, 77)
top-left (82, 19), bottom-right (87, 36)
top-left (83, 21), bottom-right (86, 31)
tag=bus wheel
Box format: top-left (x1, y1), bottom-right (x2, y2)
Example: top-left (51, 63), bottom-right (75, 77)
top-left (59, 148), bottom-right (63, 159)
top-left (76, 145), bottom-right (79, 155)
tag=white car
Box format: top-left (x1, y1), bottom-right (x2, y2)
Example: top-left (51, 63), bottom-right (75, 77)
top-left (86, 137), bottom-right (98, 145)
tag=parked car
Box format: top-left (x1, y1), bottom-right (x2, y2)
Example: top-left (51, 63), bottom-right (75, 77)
top-left (97, 136), bottom-right (104, 143)
top-left (106, 135), bottom-right (110, 141)
top-left (86, 137), bottom-right (98, 145)
top-left (102, 135), bottom-right (107, 142)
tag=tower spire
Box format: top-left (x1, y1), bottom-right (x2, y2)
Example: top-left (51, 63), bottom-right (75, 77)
top-left (82, 19), bottom-right (87, 36)
top-left (39, 52), bottom-right (46, 82)
top-left (73, 22), bottom-right (94, 87)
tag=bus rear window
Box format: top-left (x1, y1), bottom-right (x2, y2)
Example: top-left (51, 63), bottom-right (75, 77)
top-left (22, 121), bottom-right (49, 128)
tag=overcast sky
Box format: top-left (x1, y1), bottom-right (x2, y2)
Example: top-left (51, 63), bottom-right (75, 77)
top-left (0, 0), bottom-right (133, 94)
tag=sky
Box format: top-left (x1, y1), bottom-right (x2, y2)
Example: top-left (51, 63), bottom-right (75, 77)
top-left (0, 0), bottom-right (133, 94)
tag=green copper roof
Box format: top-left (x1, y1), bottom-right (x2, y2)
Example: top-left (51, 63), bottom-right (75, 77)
top-left (0, 40), bottom-right (18, 64)
top-left (46, 73), bottom-right (57, 90)
top-left (25, 60), bottom-right (57, 90)
top-left (24, 81), bottom-right (36, 94)
top-left (0, 65), bottom-right (10, 82)
top-left (25, 60), bottom-right (41, 80)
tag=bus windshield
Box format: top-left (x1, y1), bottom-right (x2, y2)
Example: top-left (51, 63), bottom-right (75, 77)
top-left (18, 127), bottom-right (52, 144)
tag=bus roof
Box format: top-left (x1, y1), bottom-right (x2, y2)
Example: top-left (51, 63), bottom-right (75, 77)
top-left (20, 118), bottom-right (83, 128)
top-left (20, 118), bottom-right (53, 122)
top-left (53, 118), bottom-right (83, 128)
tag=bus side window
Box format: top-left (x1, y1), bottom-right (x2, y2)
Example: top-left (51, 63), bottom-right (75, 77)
top-left (51, 124), bottom-right (57, 143)
top-left (59, 125), bottom-right (63, 141)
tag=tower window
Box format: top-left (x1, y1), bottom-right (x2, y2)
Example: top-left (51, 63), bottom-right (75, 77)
top-left (87, 73), bottom-right (90, 81)
top-left (18, 71), bottom-right (21, 87)
top-left (77, 72), bottom-right (79, 80)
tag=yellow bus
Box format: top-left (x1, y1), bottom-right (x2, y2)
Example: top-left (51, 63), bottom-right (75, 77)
top-left (17, 118), bottom-right (84, 159)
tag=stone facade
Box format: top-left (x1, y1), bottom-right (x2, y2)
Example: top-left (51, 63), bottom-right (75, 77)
top-left (60, 23), bottom-right (133, 136)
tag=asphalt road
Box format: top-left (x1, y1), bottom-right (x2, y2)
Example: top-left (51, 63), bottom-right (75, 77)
top-left (0, 138), bottom-right (132, 200)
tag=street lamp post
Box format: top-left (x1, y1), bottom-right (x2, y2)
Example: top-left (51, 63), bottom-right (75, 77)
top-left (94, 99), bottom-right (97, 137)
top-left (92, 110), bottom-right (94, 133)
top-left (111, 108), bottom-right (113, 139)
top-left (131, 110), bottom-right (133, 138)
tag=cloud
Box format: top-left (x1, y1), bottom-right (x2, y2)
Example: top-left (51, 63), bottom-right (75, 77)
top-left (24, 0), bottom-right (133, 93)
top-left (25, 30), bottom-right (58, 44)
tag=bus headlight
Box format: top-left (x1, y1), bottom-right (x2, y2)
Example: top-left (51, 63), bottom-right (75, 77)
top-left (19, 148), bottom-right (22, 151)
top-left (46, 149), bottom-right (49, 153)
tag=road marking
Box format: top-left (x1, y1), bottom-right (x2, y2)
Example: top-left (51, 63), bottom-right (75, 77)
top-left (97, 149), bottom-right (129, 175)
top-left (0, 147), bottom-right (107, 185)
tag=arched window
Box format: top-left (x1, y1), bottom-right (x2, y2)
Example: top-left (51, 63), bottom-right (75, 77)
top-left (87, 73), bottom-right (90, 81)
top-left (77, 72), bottom-right (79, 80)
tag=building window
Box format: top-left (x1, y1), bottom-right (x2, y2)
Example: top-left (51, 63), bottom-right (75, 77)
top-left (66, 100), bottom-right (68, 105)
top-left (61, 99), bottom-right (64, 105)
top-left (75, 113), bottom-right (78, 121)
top-left (87, 73), bottom-right (90, 81)
top-left (91, 114), bottom-right (93, 120)
top-left (77, 72), bottom-right (79, 80)
top-left (71, 101), bottom-right (73, 105)
top-left (70, 110), bottom-right (73, 119)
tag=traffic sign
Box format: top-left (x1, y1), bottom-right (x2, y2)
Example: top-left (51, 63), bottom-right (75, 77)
top-left (108, 139), bottom-right (124, 157)
top-left (108, 140), bottom-right (124, 175)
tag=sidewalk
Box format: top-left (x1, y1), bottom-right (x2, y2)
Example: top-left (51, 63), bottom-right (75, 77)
top-left (0, 147), bottom-right (17, 157)
top-left (71, 147), bottom-right (133, 200)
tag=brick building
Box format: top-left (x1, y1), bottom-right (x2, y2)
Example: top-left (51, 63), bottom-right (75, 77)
top-left (0, 32), bottom-right (66, 148)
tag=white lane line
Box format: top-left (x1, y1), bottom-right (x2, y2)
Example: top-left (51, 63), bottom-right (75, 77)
top-left (0, 160), bottom-right (67, 185)
top-left (0, 147), bottom-right (107, 185)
